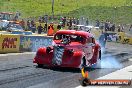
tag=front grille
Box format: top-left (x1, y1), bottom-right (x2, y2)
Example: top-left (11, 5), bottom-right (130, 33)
top-left (52, 46), bottom-right (64, 65)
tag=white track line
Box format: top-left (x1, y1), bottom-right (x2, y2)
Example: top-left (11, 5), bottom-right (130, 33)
top-left (129, 58), bottom-right (132, 61)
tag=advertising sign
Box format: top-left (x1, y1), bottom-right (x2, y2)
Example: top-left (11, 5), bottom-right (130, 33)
top-left (20, 35), bottom-right (53, 52)
top-left (0, 34), bottom-right (20, 53)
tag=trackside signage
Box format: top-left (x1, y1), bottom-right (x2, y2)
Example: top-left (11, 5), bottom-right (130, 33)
top-left (79, 68), bottom-right (131, 86)
top-left (0, 34), bottom-right (20, 53)
top-left (20, 35), bottom-right (53, 52)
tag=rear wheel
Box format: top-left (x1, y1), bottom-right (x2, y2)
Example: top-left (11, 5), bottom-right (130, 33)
top-left (91, 50), bottom-right (101, 68)
top-left (99, 50), bottom-right (101, 60)
top-left (96, 50), bottom-right (101, 68)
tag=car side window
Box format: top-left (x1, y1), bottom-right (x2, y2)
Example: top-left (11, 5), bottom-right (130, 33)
top-left (87, 37), bottom-right (95, 44)
top-left (55, 34), bottom-right (62, 40)
top-left (76, 36), bottom-right (84, 43)
top-left (87, 37), bottom-right (92, 43)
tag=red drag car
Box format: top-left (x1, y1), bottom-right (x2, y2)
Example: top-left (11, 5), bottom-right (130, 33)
top-left (33, 30), bottom-right (101, 68)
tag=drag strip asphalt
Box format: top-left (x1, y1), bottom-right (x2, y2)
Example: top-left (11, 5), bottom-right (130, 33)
top-left (0, 42), bottom-right (132, 88)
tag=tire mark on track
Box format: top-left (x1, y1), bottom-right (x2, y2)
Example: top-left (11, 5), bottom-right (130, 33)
top-left (0, 69), bottom-right (78, 88)
top-left (0, 68), bottom-right (72, 86)
top-left (0, 48), bottom-right (132, 87)
top-left (27, 73), bottom-right (80, 88)
top-left (0, 65), bottom-right (31, 72)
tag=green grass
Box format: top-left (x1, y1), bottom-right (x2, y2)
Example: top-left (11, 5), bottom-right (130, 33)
top-left (66, 6), bottom-right (132, 24)
top-left (0, 0), bottom-right (132, 23)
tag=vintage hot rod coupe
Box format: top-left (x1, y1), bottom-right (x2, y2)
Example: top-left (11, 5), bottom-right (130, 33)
top-left (33, 30), bottom-right (101, 68)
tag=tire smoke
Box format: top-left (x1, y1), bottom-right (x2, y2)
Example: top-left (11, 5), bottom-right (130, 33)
top-left (101, 55), bottom-right (122, 68)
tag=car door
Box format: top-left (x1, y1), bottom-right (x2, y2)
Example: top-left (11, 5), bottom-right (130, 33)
top-left (84, 37), bottom-right (95, 65)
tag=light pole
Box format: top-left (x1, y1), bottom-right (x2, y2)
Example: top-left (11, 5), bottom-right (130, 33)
top-left (114, 7), bottom-right (117, 23)
top-left (52, 0), bottom-right (54, 19)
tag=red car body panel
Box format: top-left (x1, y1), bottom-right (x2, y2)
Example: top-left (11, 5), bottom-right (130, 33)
top-left (33, 30), bottom-right (101, 68)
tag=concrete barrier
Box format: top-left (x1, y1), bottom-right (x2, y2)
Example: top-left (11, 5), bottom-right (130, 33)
top-left (0, 30), bottom-right (131, 54)
top-left (122, 37), bottom-right (132, 45)
top-left (24, 31), bottom-right (32, 35)
top-left (20, 35), bottom-right (53, 52)
top-left (92, 31), bottom-right (132, 45)
top-left (0, 33), bottom-right (53, 53)
top-left (128, 38), bottom-right (132, 45)
top-left (11, 31), bottom-right (24, 34)
top-left (117, 32), bottom-right (125, 43)
top-left (11, 31), bottom-right (32, 35)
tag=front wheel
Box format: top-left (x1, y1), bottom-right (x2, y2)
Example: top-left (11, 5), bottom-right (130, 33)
top-left (37, 64), bottom-right (43, 68)
top-left (96, 50), bottom-right (101, 68)
top-left (80, 57), bottom-right (86, 69)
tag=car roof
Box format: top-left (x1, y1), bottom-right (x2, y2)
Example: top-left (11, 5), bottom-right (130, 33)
top-left (55, 30), bottom-right (93, 38)
top-left (0, 12), bottom-right (14, 15)
top-left (85, 26), bottom-right (94, 28)
top-left (76, 25), bottom-right (85, 27)
top-left (11, 24), bottom-right (19, 25)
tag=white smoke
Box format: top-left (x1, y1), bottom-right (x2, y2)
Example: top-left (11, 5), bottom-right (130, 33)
top-left (101, 55), bottom-right (122, 68)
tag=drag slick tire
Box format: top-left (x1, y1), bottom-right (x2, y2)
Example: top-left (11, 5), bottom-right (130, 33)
top-left (37, 64), bottom-right (43, 68)
top-left (81, 57), bottom-right (86, 68)
top-left (91, 50), bottom-right (101, 68)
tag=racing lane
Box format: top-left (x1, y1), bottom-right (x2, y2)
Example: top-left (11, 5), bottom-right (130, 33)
top-left (0, 42), bottom-right (132, 88)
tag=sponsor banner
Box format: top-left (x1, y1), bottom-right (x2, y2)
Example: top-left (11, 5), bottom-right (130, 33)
top-left (79, 68), bottom-right (131, 87)
top-left (0, 34), bottom-right (20, 53)
top-left (79, 79), bottom-right (131, 86)
top-left (20, 35), bottom-right (53, 52)
top-left (128, 38), bottom-right (132, 45)
top-left (117, 32), bottom-right (125, 43)
top-left (122, 37), bottom-right (132, 44)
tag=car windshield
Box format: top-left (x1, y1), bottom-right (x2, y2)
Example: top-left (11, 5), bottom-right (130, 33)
top-left (54, 34), bottom-right (84, 43)
top-left (9, 24), bottom-right (23, 30)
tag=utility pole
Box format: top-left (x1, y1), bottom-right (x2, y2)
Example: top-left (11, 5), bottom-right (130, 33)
top-left (52, 0), bottom-right (54, 19)
top-left (114, 7), bottom-right (117, 24)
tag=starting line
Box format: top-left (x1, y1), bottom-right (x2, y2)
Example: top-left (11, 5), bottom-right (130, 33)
top-left (76, 64), bottom-right (132, 88)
